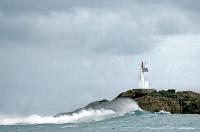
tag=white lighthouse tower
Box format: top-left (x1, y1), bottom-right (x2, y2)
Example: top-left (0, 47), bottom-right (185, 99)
top-left (138, 60), bottom-right (150, 89)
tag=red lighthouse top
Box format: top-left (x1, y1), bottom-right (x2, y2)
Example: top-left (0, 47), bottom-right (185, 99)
top-left (141, 61), bottom-right (144, 69)
top-left (141, 60), bottom-right (148, 72)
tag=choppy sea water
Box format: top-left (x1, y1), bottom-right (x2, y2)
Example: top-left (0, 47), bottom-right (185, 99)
top-left (1, 113), bottom-right (200, 132)
top-left (0, 99), bottom-right (199, 132)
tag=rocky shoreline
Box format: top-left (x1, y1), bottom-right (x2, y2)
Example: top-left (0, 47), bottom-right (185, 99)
top-left (55, 89), bottom-right (200, 117)
top-left (117, 89), bottom-right (200, 114)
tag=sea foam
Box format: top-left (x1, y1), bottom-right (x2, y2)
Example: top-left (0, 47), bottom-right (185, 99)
top-left (0, 109), bottom-right (114, 125)
top-left (0, 99), bottom-right (141, 125)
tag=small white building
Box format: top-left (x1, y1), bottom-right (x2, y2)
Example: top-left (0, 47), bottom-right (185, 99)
top-left (138, 60), bottom-right (150, 89)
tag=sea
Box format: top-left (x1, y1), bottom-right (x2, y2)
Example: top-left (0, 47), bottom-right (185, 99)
top-left (0, 99), bottom-right (200, 132)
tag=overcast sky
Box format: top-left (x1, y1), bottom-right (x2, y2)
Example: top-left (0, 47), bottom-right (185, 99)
top-left (1, 0), bottom-right (200, 115)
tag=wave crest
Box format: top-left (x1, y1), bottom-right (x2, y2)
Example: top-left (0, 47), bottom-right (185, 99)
top-left (0, 98), bottom-right (141, 125)
top-left (0, 109), bottom-right (115, 125)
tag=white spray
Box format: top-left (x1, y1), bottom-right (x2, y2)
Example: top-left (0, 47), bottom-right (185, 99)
top-left (0, 98), bottom-right (141, 125)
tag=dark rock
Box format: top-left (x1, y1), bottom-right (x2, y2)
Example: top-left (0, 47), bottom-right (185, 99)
top-left (54, 99), bottom-right (110, 117)
top-left (55, 89), bottom-right (200, 116)
top-left (116, 89), bottom-right (200, 114)
top-left (54, 98), bottom-right (134, 117)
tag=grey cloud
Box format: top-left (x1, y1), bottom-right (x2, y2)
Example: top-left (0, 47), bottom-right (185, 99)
top-left (154, 11), bottom-right (200, 35)
top-left (0, 0), bottom-right (135, 15)
top-left (93, 23), bottom-right (156, 55)
top-left (1, 0), bottom-right (200, 45)
top-left (1, 0), bottom-right (200, 15)
top-left (173, 1), bottom-right (200, 14)
top-left (0, 8), bottom-right (158, 55)
top-left (136, 0), bottom-right (200, 12)
top-left (0, 14), bottom-right (38, 43)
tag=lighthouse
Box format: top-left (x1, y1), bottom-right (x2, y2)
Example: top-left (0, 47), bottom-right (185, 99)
top-left (138, 60), bottom-right (150, 89)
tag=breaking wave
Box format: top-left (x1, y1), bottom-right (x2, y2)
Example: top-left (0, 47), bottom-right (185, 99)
top-left (0, 99), bottom-right (141, 125)
top-left (156, 110), bottom-right (171, 114)
top-left (0, 109), bottom-right (114, 125)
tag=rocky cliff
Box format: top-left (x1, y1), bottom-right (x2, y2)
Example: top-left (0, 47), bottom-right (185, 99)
top-left (116, 89), bottom-right (200, 114)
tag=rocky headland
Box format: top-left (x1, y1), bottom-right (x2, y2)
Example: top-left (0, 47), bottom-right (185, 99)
top-left (117, 89), bottom-right (200, 114)
top-left (55, 89), bottom-right (200, 117)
